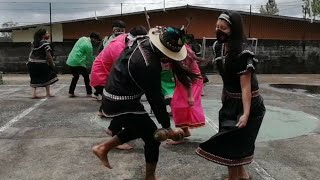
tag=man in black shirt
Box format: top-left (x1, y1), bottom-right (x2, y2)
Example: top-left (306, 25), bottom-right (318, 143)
top-left (92, 26), bottom-right (187, 180)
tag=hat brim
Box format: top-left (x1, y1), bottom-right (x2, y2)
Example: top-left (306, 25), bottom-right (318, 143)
top-left (148, 28), bottom-right (187, 61)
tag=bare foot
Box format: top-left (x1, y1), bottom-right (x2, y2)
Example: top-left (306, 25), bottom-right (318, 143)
top-left (166, 139), bottom-right (185, 145)
top-left (46, 94), bottom-right (55, 98)
top-left (145, 176), bottom-right (157, 180)
top-left (31, 96), bottom-right (42, 99)
top-left (104, 129), bottom-right (112, 136)
top-left (92, 145), bottom-right (112, 169)
top-left (183, 129), bottom-right (191, 137)
top-left (116, 143), bottom-right (133, 150)
top-left (238, 166), bottom-right (250, 179)
top-left (239, 175), bottom-right (251, 180)
top-left (97, 111), bottom-right (104, 117)
top-left (239, 176), bottom-right (252, 180)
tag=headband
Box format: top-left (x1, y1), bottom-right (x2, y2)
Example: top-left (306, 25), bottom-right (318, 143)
top-left (218, 13), bottom-right (232, 25)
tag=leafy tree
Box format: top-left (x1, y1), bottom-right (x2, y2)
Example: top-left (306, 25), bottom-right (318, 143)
top-left (302, 0), bottom-right (320, 19)
top-left (260, 0), bottom-right (279, 15)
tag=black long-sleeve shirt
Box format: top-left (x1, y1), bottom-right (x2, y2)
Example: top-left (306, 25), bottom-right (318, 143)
top-left (102, 37), bottom-right (170, 129)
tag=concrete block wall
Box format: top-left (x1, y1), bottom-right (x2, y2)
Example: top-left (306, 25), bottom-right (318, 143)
top-left (0, 40), bottom-right (320, 74)
top-left (201, 39), bottom-right (320, 74)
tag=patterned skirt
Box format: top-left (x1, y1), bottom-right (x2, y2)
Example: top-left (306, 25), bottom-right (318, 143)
top-left (196, 94), bottom-right (265, 166)
top-left (27, 61), bottom-right (58, 87)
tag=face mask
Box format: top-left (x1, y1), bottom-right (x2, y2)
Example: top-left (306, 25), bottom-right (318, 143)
top-left (43, 35), bottom-right (50, 40)
top-left (216, 30), bottom-right (229, 43)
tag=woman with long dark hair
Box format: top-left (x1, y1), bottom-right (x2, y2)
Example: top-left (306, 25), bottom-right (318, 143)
top-left (166, 43), bottom-right (206, 145)
top-left (196, 12), bottom-right (266, 180)
top-left (27, 29), bottom-right (58, 98)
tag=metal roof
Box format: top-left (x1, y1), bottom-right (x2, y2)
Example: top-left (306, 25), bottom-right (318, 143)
top-left (0, 5), bottom-right (317, 32)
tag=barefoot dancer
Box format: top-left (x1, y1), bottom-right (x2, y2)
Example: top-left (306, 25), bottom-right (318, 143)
top-left (196, 12), bottom-right (266, 180)
top-left (92, 26), bottom-right (188, 180)
top-left (27, 29), bottom-right (58, 98)
top-left (167, 41), bottom-right (205, 145)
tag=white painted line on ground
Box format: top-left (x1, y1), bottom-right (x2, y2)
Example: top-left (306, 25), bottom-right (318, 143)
top-left (0, 98), bottom-right (46, 132)
top-left (252, 161), bottom-right (276, 180)
top-left (1, 85), bottom-right (28, 87)
top-left (205, 115), bottom-right (219, 132)
top-left (204, 115), bottom-right (275, 180)
top-left (0, 85), bottom-right (65, 133)
top-left (306, 94), bottom-right (315, 98)
top-left (306, 114), bottom-right (319, 121)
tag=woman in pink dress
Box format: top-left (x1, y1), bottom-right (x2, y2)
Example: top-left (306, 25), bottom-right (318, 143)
top-left (168, 43), bottom-right (206, 144)
top-left (90, 34), bottom-right (127, 100)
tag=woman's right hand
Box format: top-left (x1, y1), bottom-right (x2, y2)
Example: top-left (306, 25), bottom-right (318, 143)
top-left (188, 96), bottom-right (195, 106)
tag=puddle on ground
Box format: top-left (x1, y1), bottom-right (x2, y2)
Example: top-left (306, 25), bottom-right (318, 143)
top-left (269, 84), bottom-right (320, 94)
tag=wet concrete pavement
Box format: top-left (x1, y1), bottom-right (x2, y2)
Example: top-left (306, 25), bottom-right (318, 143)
top-left (0, 74), bottom-right (320, 180)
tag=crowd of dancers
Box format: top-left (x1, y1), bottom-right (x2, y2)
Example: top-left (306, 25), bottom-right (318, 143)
top-left (26, 11), bottom-right (266, 180)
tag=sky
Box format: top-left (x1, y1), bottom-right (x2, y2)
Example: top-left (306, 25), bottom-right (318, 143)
top-left (0, 0), bottom-right (305, 27)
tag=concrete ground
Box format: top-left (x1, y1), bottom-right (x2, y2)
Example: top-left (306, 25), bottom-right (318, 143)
top-left (0, 74), bottom-right (320, 180)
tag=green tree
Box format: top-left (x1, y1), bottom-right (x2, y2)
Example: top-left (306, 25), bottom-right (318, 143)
top-left (260, 0), bottom-right (279, 15)
top-left (302, 0), bottom-right (320, 19)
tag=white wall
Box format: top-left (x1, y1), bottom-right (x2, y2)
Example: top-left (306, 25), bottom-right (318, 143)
top-left (12, 24), bottom-right (63, 42)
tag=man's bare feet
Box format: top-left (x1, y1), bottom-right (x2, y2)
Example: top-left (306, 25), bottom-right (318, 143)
top-left (103, 129), bottom-right (133, 150)
top-left (145, 176), bottom-right (157, 180)
top-left (183, 128), bottom-right (191, 137)
top-left (166, 139), bottom-right (185, 145)
top-left (46, 94), bottom-right (54, 98)
top-left (116, 143), bottom-right (133, 150)
top-left (97, 111), bottom-right (104, 117)
top-left (92, 145), bottom-right (112, 169)
top-left (104, 129), bottom-right (112, 136)
top-left (239, 177), bottom-right (251, 180)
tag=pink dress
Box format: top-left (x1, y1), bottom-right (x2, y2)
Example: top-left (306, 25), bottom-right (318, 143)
top-left (171, 44), bottom-right (206, 128)
top-left (90, 34), bottom-right (127, 87)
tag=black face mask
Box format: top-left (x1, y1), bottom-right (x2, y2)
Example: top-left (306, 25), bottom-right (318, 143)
top-left (216, 30), bottom-right (230, 43)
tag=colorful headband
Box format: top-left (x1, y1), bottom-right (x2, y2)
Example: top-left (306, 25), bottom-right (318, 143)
top-left (218, 13), bottom-right (232, 25)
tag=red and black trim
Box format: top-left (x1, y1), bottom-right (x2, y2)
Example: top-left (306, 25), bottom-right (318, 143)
top-left (175, 122), bottom-right (205, 129)
top-left (196, 147), bottom-right (253, 167)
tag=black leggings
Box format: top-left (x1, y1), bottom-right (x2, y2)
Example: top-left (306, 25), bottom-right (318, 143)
top-left (110, 113), bottom-right (160, 163)
top-left (68, 66), bottom-right (92, 94)
top-left (94, 86), bottom-right (104, 96)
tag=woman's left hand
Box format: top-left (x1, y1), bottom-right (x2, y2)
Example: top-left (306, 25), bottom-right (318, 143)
top-left (236, 114), bottom-right (249, 128)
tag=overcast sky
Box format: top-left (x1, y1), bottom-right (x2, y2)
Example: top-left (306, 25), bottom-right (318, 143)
top-left (0, 0), bottom-right (304, 26)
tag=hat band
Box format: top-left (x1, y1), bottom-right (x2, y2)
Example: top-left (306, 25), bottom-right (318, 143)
top-left (159, 33), bottom-right (182, 52)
